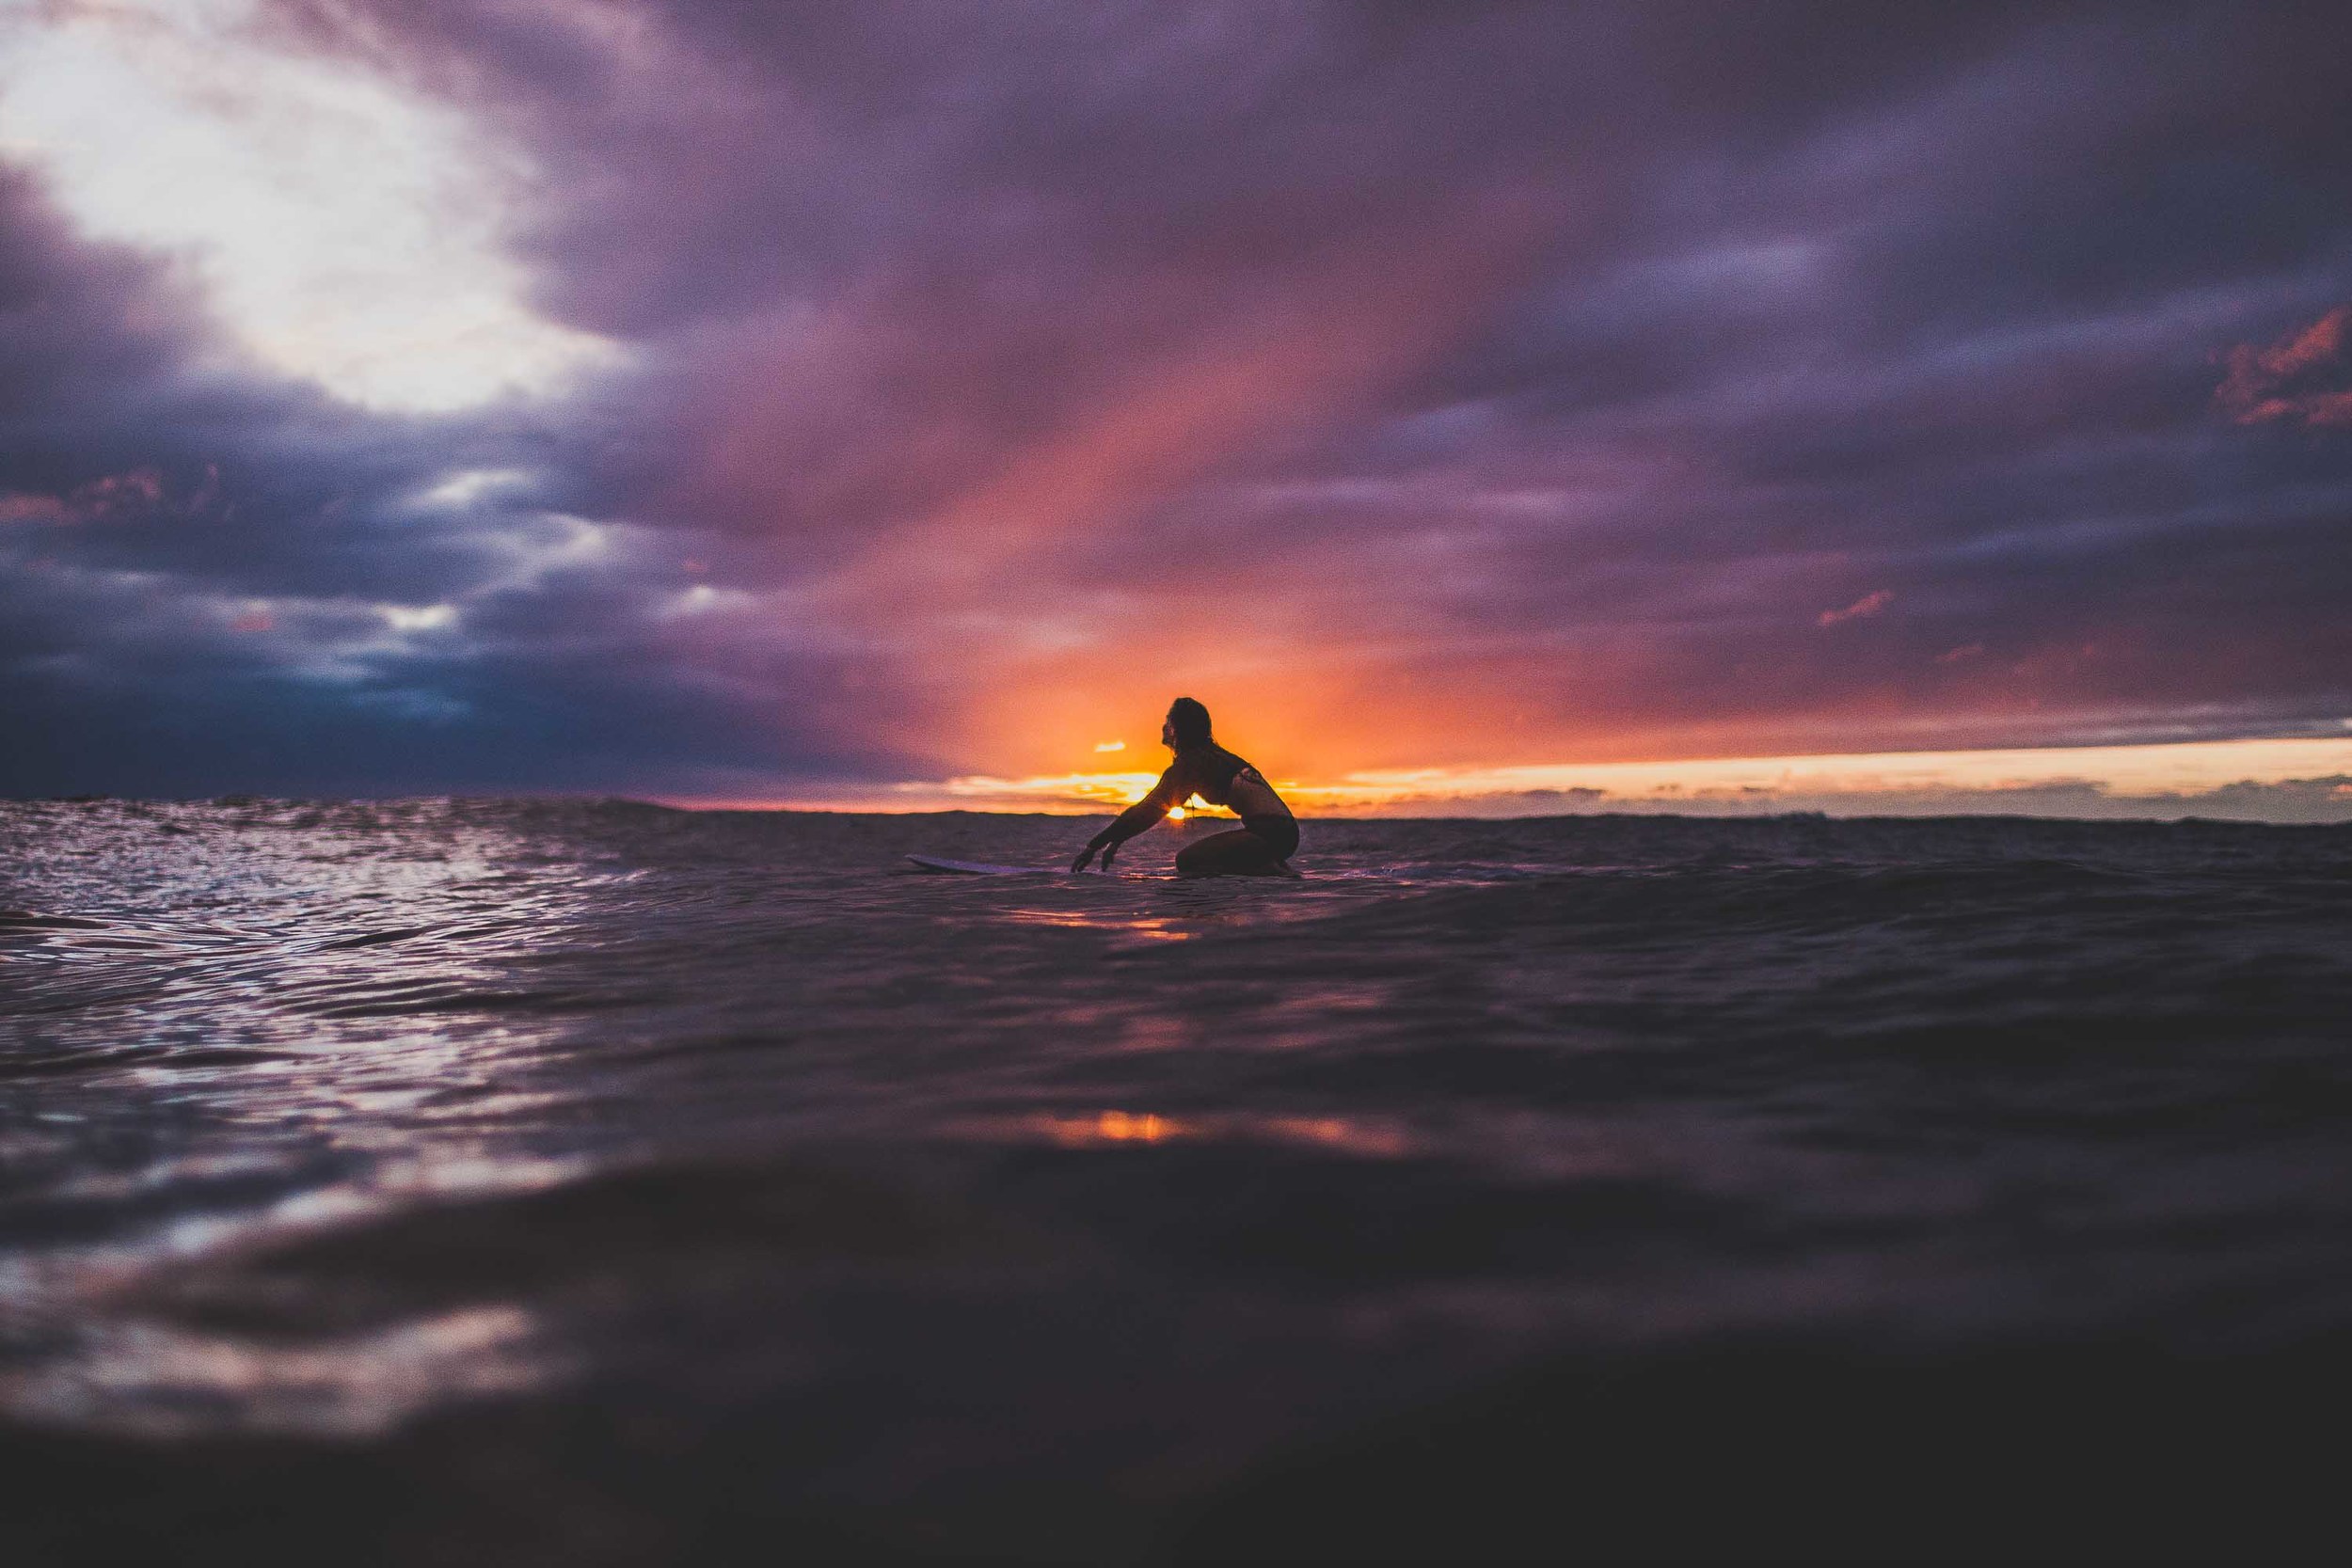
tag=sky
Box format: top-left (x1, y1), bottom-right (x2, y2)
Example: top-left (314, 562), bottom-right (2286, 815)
top-left (2, 0), bottom-right (2349, 818)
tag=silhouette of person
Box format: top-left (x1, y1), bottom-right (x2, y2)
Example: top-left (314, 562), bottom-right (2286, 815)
top-left (1071, 698), bottom-right (1299, 877)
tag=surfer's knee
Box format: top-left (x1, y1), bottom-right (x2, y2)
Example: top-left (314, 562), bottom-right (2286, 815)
top-left (1177, 831), bottom-right (1276, 878)
top-left (1173, 836), bottom-right (1225, 878)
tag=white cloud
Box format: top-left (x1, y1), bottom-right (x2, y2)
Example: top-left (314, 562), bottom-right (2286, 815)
top-left (0, 0), bottom-right (619, 411)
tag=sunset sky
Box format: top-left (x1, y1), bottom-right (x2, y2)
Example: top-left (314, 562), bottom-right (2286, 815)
top-left (3, 1), bottom-right (2348, 817)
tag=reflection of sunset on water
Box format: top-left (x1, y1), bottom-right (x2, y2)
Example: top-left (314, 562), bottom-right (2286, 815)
top-left (1000, 909), bottom-right (1193, 941)
top-left (963, 1111), bottom-right (1418, 1160)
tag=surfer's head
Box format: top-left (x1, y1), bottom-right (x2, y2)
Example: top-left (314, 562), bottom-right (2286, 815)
top-left (1165, 697), bottom-right (1212, 752)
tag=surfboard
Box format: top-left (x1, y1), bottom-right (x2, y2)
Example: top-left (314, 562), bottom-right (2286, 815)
top-left (905, 854), bottom-right (1062, 876)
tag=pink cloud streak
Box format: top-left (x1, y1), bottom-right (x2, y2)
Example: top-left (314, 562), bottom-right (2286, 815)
top-left (1818, 589), bottom-right (1895, 627)
top-left (2217, 305), bottom-right (2352, 428)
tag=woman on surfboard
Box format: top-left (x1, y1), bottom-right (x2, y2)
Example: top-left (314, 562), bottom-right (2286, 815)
top-left (1071, 698), bottom-right (1299, 877)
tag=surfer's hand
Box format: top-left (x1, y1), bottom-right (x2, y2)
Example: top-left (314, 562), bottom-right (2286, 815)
top-left (1099, 841), bottom-right (1120, 872)
top-left (1070, 843), bottom-right (1098, 873)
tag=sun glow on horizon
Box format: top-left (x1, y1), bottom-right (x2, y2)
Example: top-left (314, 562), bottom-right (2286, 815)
top-left (673, 733), bottom-right (2352, 822)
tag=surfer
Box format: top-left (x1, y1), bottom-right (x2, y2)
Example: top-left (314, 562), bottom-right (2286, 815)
top-left (1071, 698), bottom-right (1300, 877)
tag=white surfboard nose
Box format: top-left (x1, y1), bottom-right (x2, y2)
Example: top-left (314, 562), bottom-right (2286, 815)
top-left (905, 854), bottom-right (1058, 876)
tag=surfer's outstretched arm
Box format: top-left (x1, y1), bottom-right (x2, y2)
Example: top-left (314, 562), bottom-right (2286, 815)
top-left (1071, 767), bottom-right (1182, 872)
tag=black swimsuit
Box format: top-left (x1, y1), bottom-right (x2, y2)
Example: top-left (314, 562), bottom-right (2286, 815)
top-left (1095, 742), bottom-right (1299, 861)
top-left (1239, 811), bottom-right (1299, 861)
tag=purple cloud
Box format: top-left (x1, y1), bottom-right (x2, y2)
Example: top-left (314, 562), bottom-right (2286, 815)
top-left (4, 2), bottom-right (2350, 800)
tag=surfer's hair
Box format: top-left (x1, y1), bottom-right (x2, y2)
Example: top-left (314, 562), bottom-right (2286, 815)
top-left (1168, 697), bottom-right (1212, 749)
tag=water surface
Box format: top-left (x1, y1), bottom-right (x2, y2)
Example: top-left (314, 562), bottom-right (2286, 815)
top-left (5, 800), bottom-right (2349, 1560)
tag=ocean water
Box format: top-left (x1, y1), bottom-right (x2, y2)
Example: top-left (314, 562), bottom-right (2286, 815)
top-left (4, 798), bottom-right (2350, 1562)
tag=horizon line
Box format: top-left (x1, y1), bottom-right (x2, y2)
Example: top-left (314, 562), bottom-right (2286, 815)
top-left (662, 733), bottom-right (2352, 825)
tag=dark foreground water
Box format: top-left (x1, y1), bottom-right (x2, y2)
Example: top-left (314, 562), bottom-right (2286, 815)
top-left (4, 799), bottom-right (2350, 1562)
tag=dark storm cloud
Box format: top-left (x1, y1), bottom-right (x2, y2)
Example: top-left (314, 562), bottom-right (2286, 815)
top-left (8, 1), bottom-right (2352, 797)
top-left (0, 165), bottom-right (935, 797)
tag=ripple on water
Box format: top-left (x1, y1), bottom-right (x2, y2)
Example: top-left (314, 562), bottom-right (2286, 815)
top-left (1, 800), bottom-right (2348, 1548)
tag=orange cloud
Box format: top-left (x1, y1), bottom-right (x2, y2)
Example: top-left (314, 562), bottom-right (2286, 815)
top-left (670, 202), bottom-right (1553, 779)
top-left (0, 468), bottom-right (167, 525)
top-left (2217, 305), bottom-right (2352, 428)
